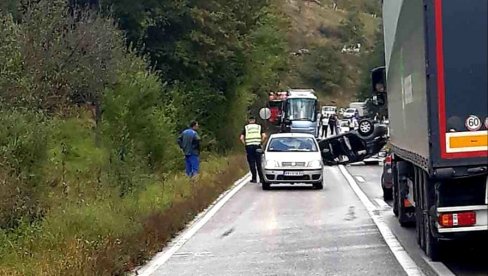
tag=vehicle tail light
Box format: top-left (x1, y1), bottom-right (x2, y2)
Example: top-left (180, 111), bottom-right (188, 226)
top-left (385, 155), bottom-right (392, 164)
top-left (438, 212), bottom-right (476, 227)
top-left (403, 199), bottom-right (412, 208)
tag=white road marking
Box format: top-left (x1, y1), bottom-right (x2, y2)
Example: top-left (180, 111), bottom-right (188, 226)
top-left (346, 168), bottom-right (456, 276)
top-left (137, 173), bottom-right (251, 276)
top-left (355, 176), bottom-right (366, 182)
top-left (421, 256), bottom-right (456, 276)
top-left (375, 198), bottom-right (391, 209)
top-left (339, 165), bottom-right (425, 276)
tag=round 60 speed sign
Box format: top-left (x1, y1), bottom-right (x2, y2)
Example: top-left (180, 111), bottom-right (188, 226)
top-left (465, 115), bottom-right (482, 131)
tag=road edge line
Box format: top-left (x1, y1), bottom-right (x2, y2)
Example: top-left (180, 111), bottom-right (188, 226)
top-left (137, 173), bottom-right (252, 276)
top-left (374, 199), bottom-right (455, 276)
top-left (338, 165), bottom-right (425, 276)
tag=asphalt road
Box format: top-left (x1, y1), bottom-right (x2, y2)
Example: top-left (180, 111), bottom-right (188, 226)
top-left (138, 164), bottom-right (487, 276)
top-left (347, 164), bottom-right (488, 276)
top-left (141, 166), bottom-right (406, 276)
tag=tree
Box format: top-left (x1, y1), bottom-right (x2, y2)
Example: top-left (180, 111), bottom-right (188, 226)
top-left (299, 45), bottom-right (345, 95)
top-left (0, 0), bottom-right (127, 115)
top-left (339, 9), bottom-right (365, 46)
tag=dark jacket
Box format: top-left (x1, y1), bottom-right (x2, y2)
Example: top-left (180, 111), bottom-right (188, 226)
top-left (178, 128), bottom-right (201, 156)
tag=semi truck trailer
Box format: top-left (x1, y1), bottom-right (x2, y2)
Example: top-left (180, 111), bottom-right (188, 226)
top-left (372, 0), bottom-right (488, 261)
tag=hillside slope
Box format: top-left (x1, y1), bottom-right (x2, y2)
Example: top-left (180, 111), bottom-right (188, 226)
top-left (279, 0), bottom-right (382, 107)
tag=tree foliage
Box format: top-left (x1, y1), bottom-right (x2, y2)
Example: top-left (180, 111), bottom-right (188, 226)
top-left (0, 0), bottom-right (126, 113)
top-left (299, 45), bottom-right (346, 94)
top-left (0, 0), bottom-right (287, 233)
top-left (339, 8), bottom-right (366, 46)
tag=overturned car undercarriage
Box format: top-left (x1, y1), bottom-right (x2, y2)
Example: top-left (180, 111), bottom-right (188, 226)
top-left (318, 120), bottom-right (389, 165)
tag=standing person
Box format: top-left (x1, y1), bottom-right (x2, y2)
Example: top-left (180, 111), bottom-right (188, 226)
top-left (240, 116), bottom-right (266, 183)
top-left (354, 109), bottom-right (360, 120)
top-left (177, 121), bottom-right (201, 177)
top-left (317, 112), bottom-right (323, 138)
top-left (328, 114), bottom-right (337, 136)
top-left (322, 119), bottom-right (328, 138)
top-left (335, 116), bottom-right (342, 135)
top-left (351, 116), bottom-right (359, 130)
top-left (373, 112), bottom-right (379, 122)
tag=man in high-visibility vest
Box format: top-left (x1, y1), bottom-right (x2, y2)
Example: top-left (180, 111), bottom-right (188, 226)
top-left (240, 116), bottom-right (266, 183)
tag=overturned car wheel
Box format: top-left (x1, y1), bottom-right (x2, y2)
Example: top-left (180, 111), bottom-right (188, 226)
top-left (358, 119), bottom-right (374, 137)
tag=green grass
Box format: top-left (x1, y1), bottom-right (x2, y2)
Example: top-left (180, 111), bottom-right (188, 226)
top-left (0, 113), bottom-right (247, 275)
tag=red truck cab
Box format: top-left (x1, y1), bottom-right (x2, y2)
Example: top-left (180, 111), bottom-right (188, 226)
top-left (268, 92), bottom-right (287, 125)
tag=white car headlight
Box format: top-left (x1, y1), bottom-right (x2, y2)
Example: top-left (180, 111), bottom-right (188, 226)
top-left (264, 160), bottom-right (280, 169)
top-left (307, 160), bottom-right (323, 168)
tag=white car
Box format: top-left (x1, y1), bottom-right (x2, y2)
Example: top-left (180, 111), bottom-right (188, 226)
top-left (259, 133), bottom-right (324, 190)
top-left (321, 105), bottom-right (337, 118)
top-left (343, 108), bottom-right (357, 119)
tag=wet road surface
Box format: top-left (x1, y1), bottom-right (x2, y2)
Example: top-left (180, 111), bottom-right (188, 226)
top-left (347, 164), bottom-right (488, 276)
top-left (146, 166), bottom-right (406, 276)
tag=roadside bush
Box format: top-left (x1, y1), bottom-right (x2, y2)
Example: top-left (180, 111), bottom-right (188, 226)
top-left (0, 0), bottom-right (124, 114)
top-left (318, 24), bottom-right (343, 40)
top-left (0, 0), bottom-right (283, 274)
top-left (0, 155), bottom-right (246, 275)
top-left (0, 109), bottom-right (48, 229)
top-left (102, 69), bottom-right (180, 175)
top-left (299, 45), bottom-right (346, 95)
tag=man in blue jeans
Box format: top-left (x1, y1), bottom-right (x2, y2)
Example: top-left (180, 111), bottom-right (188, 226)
top-left (178, 121), bottom-right (201, 177)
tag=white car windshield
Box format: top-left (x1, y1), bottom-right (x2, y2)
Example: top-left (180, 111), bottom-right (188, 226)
top-left (322, 106), bottom-right (336, 112)
top-left (267, 137), bottom-right (318, 152)
top-left (345, 108), bottom-right (356, 113)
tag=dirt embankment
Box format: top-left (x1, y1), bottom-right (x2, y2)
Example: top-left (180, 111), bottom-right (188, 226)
top-left (279, 0), bottom-right (381, 107)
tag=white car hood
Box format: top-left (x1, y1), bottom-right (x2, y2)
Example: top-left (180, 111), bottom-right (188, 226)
top-left (264, 151), bottom-right (321, 162)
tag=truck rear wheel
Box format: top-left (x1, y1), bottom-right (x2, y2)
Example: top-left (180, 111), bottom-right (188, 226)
top-left (414, 167), bottom-right (425, 250)
top-left (422, 173), bottom-right (441, 261)
top-left (392, 161), bottom-right (399, 217)
top-left (396, 161), bottom-right (415, 226)
top-left (424, 209), bottom-right (441, 261)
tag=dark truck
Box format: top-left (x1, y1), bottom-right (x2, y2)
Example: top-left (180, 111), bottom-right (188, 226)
top-left (370, 0), bottom-right (488, 261)
top-left (318, 0), bottom-right (487, 262)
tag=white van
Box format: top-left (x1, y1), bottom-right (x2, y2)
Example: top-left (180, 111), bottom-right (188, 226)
top-left (321, 106), bottom-right (337, 118)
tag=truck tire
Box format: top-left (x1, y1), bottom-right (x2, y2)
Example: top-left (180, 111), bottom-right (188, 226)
top-left (396, 161), bottom-right (414, 227)
top-left (382, 186), bottom-right (393, 201)
top-left (424, 208), bottom-right (441, 261)
top-left (414, 167), bottom-right (425, 250)
top-left (422, 174), bottom-right (442, 261)
top-left (392, 162), bottom-right (399, 217)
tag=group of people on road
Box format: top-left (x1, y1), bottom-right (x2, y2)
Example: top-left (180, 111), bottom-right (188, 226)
top-left (317, 113), bottom-right (340, 137)
top-left (177, 111), bottom-right (363, 180)
top-left (317, 113), bottom-right (360, 138)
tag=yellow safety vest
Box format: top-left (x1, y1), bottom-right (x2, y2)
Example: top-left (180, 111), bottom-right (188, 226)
top-left (244, 124), bottom-right (262, 145)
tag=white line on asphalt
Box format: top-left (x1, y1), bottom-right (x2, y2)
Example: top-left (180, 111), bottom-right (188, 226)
top-left (137, 173), bottom-right (252, 276)
top-left (375, 198), bottom-right (391, 209)
top-left (421, 256), bottom-right (456, 276)
top-left (339, 165), bottom-right (425, 276)
top-left (355, 176), bottom-right (366, 183)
